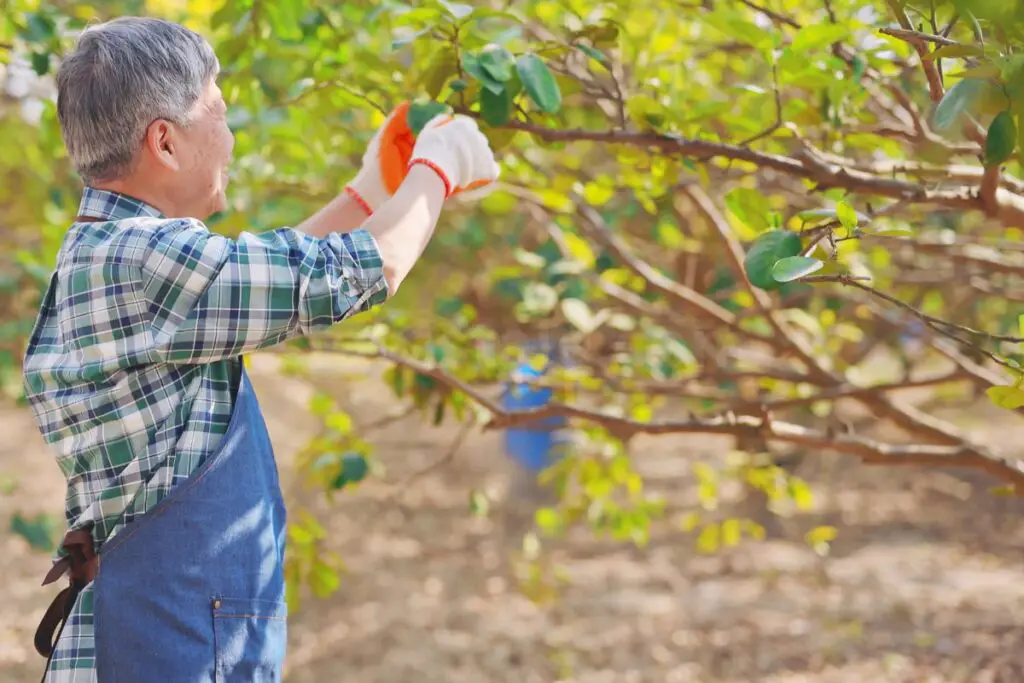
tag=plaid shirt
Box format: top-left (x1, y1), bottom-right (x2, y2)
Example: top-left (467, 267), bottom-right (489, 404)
top-left (24, 188), bottom-right (387, 681)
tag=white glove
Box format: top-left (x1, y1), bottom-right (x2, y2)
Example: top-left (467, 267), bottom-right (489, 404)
top-left (344, 102), bottom-right (416, 215)
top-left (407, 114), bottom-right (500, 201)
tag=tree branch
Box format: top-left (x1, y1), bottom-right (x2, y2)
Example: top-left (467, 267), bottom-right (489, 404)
top-left (498, 120), bottom-right (1024, 224)
top-left (879, 26), bottom-right (959, 47)
top-left (883, 0), bottom-right (945, 101)
top-left (307, 341), bottom-right (1024, 491)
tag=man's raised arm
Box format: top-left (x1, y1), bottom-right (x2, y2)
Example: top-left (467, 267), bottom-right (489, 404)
top-left (142, 113), bottom-right (498, 364)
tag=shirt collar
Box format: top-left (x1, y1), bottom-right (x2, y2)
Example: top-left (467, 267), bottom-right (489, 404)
top-left (76, 187), bottom-right (165, 222)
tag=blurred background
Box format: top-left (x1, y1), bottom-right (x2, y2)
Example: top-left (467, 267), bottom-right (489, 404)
top-left (4, 0), bottom-right (1024, 681)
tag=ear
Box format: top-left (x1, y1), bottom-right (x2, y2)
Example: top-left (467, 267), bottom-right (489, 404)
top-left (143, 119), bottom-right (180, 172)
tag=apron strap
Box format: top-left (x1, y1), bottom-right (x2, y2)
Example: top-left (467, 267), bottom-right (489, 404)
top-left (34, 529), bottom-right (98, 660)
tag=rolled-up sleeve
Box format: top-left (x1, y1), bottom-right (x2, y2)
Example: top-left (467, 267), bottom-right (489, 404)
top-left (141, 219), bottom-right (388, 363)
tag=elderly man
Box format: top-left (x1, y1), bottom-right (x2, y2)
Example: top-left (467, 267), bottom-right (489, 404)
top-left (23, 15), bottom-right (499, 683)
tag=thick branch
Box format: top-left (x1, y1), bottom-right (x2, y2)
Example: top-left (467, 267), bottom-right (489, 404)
top-left (501, 120), bottom-right (1024, 225)
top-left (310, 342), bottom-right (1024, 491)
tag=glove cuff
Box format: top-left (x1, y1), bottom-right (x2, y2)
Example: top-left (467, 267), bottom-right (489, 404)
top-left (342, 185), bottom-right (374, 217)
top-left (408, 158), bottom-right (454, 199)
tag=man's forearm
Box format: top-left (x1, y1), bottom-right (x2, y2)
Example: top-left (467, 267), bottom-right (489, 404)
top-left (360, 165), bottom-right (446, 296)
top-left (295, 190), bottom-right (372, 238)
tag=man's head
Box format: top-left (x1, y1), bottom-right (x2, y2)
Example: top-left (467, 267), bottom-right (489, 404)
top-left (56, 17), bottom-right (233, 219)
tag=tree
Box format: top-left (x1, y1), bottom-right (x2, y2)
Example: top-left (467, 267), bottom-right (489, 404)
top-left (3, 0), bottom-right (1024, 607)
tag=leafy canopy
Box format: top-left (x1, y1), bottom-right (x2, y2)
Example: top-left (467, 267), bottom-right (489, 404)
top-left (4, 0), bottom-right (1024, 602)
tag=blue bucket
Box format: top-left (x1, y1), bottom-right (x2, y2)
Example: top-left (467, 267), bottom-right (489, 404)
top-left (501, 358), bottom-right (570, 474)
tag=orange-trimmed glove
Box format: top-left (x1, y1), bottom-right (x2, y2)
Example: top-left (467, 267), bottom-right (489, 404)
top-left (407, 113), bottom-right (500, 201)
top-left (344, 102), bottom-right (417, 216)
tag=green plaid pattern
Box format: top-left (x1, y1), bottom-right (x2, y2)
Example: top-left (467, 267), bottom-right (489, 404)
top-left (24, 188), bottom-right (387, 681)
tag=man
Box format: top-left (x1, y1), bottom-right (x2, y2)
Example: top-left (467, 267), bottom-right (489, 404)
top-left (23, 16), bottom-right (499, 683)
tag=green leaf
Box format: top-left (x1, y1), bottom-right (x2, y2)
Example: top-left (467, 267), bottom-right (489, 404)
top-left (933, 78), bottom-right (986, 131)
top-left (10, 512), bottom-right (57, 552)
top-left (462, 52), bottom-right (506, 94)
top-left (309, 560), bottom-right (342, 598)
top-left (331, 453), bottom-right (370, 489)
top-left (790, 24), bottom-right (848, 53)
top-left (449, 78), bottom-right (468, 92)
top-left (577, 43), bottom-right (608, 65)
top-left (433, 396), bottom-right (446, 425)
top-left (479, 44), bottom-right (515, 82)
top-left (480, 82), bottom-right (513, 125)
top-left (1017, 109), bottom-right (1024, 160)
top-left (438, 0), bottom-right (474, 19)
top-left (743, 231), bottom-right (803, 291)
top-left (520, 282), bottom-right (559, 315)
top-left (850, 55), bottom-right (866, 83)
top-left (469, 489), bottom-right (490, 517)
top-left (985, 110), bottom-right (1017, 166)
top-left (949, 64), bottom-right (1000, 80)
top-left (836, 200), bottom-right (858, 231)
top-left (926, 44), bottom-right (984, 60)
top-left (1018, 313), bottom-right (1024, 338)
top-left (30, 52), bottom-right (50, 76)
top-left (771, 256), bottom-right (824, 282)
top-left (422, 51), bottom-right (460, 99)
top-left (516, 54), bottom-right (562, 113)
top-left (19, 13), bottom-right (55, 43)
top-left (796, 208), bottom-right (838, 222)
top-left (407, 100), bottom-right (451, 134)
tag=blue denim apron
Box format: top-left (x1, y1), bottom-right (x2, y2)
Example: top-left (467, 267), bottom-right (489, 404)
top-left (92, 362), bottom-right (287, 682)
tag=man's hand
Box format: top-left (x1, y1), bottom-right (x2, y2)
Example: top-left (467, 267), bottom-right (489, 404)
top-left (344, 102), bottom-right (417, 215)
top-left (407, 114), bottom-right (501, 201)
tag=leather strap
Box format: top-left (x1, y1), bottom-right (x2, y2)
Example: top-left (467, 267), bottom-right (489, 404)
top-left (34, 529), bottom-right (97, 661)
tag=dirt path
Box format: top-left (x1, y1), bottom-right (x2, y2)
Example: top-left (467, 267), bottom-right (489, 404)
top-left (2, 354), bottom-right (1023, 682)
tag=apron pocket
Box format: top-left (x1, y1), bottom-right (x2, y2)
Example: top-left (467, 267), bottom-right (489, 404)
top-left (211, 597), bottom-right (287, 683)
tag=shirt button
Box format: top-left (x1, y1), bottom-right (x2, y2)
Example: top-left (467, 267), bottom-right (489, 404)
top-left (213, 599), bottom-right (221, 609)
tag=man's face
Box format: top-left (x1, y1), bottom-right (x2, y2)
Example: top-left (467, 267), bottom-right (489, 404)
top-left (172, 78), bottom-right (234, 218)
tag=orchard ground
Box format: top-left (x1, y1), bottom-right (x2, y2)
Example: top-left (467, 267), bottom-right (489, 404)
top-left (2, 353), bottom-right (1024, 683)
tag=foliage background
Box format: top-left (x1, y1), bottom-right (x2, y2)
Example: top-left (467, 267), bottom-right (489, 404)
top-left (3, 0), bottom-right (1024, 679)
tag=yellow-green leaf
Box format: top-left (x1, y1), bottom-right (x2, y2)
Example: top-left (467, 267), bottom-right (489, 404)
top-left (790, 24), bottom-right (848, 53)
top-left (836, 200), bottom-right (858, 231)
top-left (986, 385), bottom-right (1024, 409)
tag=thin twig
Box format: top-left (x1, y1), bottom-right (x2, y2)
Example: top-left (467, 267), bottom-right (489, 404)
top-left (879, 26), bottom-right (959, 47)
top-left (883, 1), bottom-right (946, 101)
top-left (735, 0), bottom-right (801, 28)
top-left (738, 63), bottom-right (783, 146)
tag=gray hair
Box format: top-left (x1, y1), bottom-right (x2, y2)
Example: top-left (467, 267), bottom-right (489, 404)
top-left (56, 17), bottom-right (219, 184)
